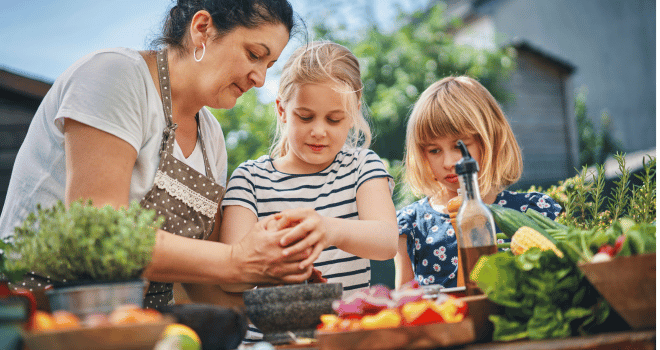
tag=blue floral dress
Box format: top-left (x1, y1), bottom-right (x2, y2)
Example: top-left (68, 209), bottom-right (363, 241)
top-left (397, 190), bottom-right (562, 288)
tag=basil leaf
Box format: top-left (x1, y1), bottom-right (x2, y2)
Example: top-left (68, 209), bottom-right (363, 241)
top-left (490, 315), bottom-right (528, 342)
top-left (527, 304), bottom-right (571, 340)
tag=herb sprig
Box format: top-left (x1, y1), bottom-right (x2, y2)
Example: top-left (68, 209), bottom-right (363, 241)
top-left (525, 153), bottom-right (656, 230)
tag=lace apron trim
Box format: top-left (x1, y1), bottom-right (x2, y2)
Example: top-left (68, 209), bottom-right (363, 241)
top-left (153, 170), bottom-right (218, 218)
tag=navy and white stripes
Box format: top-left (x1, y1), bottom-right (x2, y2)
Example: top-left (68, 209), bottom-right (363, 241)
top-left (224, 147), bottom-right (394, 342)
top-left (223, 147), bottom-right (394, 295)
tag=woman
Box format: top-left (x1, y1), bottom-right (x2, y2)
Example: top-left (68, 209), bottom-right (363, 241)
top-left (0, 0), bottom-right (313, 309)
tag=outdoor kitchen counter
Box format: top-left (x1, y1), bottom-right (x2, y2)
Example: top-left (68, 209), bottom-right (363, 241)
top-left (270, 328), bottom-right (656, 350)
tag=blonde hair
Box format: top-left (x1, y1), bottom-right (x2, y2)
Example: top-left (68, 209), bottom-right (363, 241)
top-left (404, 75), bottom-right (522, 198)
top-left (270, 41), bottom-right (371, 158)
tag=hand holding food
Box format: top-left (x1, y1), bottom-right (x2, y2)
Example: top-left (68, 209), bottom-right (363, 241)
top-left (232, 215), bottom-right (314, 286)
top-left (274, 208), bottom-right (332, 269)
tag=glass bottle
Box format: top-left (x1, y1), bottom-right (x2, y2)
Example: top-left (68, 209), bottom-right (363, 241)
top-left (454, 140), bottom-right (497, 296)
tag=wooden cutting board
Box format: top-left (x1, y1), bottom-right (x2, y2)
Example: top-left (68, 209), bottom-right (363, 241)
top-left (315, 318), bottom-right (475, 350)
top-left (22, 317), bottom-right (174, 350)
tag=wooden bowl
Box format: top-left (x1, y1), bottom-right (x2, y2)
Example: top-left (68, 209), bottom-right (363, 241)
top-left (459, 294), bottom-right (504, 343)
top-left (578, 253), bottom-right (655, 329)
top-left (22, 317), bottom-right (174, 350)
top-left (316, 319), bottom-right (475, 350)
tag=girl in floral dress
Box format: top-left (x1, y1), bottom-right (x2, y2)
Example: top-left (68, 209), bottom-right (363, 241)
top-left (395, 76), bottom-right (562, 289)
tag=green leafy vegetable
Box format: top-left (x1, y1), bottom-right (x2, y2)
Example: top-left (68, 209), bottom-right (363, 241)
top-left (472, 248), bottom-right (610, 341)
top-left (555, 218), bottom-right (656, 263)
top-left (490, 315), bottom-right (528, 341)
top-left (5, 200), bottom-right (164, 283)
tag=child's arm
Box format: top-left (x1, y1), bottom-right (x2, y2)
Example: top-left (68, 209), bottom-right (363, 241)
top-left (394, 235), bottom-right (415, 289)
top-left (277, 177), bottom-right (398, 268)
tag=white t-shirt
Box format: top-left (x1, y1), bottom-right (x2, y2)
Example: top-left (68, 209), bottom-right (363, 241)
top-left (0, 48), bottom-right (227, 238)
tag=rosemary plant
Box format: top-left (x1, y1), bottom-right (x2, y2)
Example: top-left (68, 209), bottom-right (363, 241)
top-left (607, 153), bottom-right (631, 222)
top-left (524, 153), bottom-right (656, 231)
top-left (629, 156), bottom-right (656, 223)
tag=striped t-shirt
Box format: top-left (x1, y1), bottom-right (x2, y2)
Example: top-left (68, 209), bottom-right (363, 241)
top-left (223, 147), bottom-right (394, 295)
top-left (224, 147), bottom-right (394, 342)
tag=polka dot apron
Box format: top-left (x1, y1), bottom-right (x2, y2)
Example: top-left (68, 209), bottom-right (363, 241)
top-left (141, 49), bottom-right (225, 309)
top-left (9, 50), bottom-right (224, 310)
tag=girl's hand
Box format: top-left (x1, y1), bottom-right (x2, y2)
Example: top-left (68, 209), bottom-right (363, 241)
top-left (264, 215), bottom-right (314, 263)
top-left (231, 214), bottom-right (313, 285)
top-left (274, 208), bottom-right (334, 269)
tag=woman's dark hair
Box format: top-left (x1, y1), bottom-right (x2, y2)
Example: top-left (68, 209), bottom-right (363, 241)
top-left (154, 0), bottom-right (301, 52)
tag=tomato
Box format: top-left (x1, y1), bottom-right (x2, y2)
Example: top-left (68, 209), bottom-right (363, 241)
top-left (453, 297), bottom-right (468, 317)
top-left (32, 311), bottom-right (56, 332)
top-left (597, 244), bottom-right (616, 257)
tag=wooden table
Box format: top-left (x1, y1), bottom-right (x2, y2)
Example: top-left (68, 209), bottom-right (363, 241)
top-left (272, 329), bottom-right (656, 350)
top-left (460, 329), bottom-right (656, 350)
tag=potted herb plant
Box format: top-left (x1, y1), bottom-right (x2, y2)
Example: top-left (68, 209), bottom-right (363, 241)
top-left (3, 200), bottom-right (163, 317)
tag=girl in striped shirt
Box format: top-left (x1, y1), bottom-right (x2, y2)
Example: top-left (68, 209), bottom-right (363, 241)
top-left (220, 41), bottom-right (399, 342)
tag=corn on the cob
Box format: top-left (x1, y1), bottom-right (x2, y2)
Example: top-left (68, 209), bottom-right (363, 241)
top-left (511, 226), bottom-right (564, 258)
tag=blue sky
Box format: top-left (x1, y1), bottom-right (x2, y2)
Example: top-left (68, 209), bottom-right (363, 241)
top-left (0, 0), bottom-right (426, 101)
top-left (0, 0), bottom-right (173, 81)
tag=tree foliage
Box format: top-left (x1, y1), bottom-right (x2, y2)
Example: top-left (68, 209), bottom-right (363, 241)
top-left (315, 3), bottom-right (515, 205)
top-left (212, 2), bottom-right (515, 208)
top-left (209, 90), bottom-right (277, 179)
top-left (574, 87), bottom-right (622, 167)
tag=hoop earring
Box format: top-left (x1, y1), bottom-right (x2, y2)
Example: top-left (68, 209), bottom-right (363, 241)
top-left (194, 43), bottom-right (205, 62)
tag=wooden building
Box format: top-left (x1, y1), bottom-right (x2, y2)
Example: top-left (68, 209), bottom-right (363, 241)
top-left (502, 41), bottom-right (577, 187)
top-left (447, 0), bottom-right (655, 188)
top-left (0, 68), bottom-right (52, 213)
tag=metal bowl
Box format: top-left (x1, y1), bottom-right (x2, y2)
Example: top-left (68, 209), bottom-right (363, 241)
top-left (46, 280), bottom-right (146, 319)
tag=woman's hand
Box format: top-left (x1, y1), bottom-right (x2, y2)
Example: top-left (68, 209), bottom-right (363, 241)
top-left (230, 214), bottom-right (314, 285)
top-left (273, 208), bottom-right (334, 270)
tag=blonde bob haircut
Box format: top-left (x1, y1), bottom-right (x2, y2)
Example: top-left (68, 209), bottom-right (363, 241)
top-left (404, 76), bottom-right (522, 198)
top-left (270, 41), bottom-right (371, 158)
